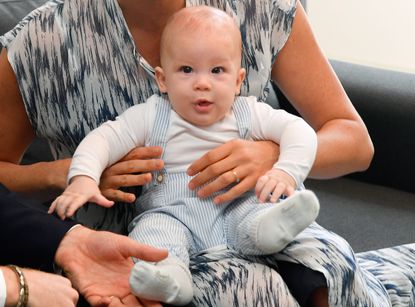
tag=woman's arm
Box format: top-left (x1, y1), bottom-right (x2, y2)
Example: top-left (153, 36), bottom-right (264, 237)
top-left (0, 49), bottom-right (69, 195)
top-left (0, 49), bottom-right (163, 200)
top-left (271, 2), bottom-right (374, 178)
top-left (188, 1), bottom-right (373, 203)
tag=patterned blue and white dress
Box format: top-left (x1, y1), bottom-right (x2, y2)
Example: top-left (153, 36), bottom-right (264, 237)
top-left (1, 0), bottom-right (414, 306)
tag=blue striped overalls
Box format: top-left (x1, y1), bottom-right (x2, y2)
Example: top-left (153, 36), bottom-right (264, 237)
top-left (128, 96), bottom-right (284, 264)
top-left (129, 96), bottom-right (415, 306)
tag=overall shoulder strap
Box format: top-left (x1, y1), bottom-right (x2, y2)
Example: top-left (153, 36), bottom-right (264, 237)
top-left (232, 96), bottom-right (252, 140)
top-left (147, 94), bottom-right (171, 153)
top-left (146, 95), bottom-right (171, 185)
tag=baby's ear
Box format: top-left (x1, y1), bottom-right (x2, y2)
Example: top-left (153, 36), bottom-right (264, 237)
top-left (155, 67), bottom-right (168, 93)
top-left (235, 68), bottom-right (246, 95)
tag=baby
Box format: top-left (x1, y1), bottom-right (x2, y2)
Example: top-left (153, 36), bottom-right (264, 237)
top-left (50, 6), bottom-right (320, 305)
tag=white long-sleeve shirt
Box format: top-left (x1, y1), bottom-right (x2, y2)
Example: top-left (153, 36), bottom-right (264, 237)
top-left (0, 269), bottom-right (6, 307)
top-left (69, 95), bottom-right (317, 188)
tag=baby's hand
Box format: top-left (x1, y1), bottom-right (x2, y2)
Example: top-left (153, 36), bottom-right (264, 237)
top-left (48, 175), bottom-right (114, 220)
top-left (255, 169), bottom-right (296, 203)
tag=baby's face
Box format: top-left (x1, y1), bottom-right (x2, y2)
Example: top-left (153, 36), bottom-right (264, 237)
top-left (156, 26), bottom-right (245, 127)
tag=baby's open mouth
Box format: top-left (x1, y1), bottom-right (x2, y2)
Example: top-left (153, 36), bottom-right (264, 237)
top-left (194, 99), bottom-right (214, 113)
top-left (196, 99), bottom-right (213, 106)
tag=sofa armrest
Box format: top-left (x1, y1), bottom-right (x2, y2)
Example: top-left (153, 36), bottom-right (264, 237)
top-left (274, 60), bottom-right (415, 194)
top-left (0, 0), bottom-right (47, 35)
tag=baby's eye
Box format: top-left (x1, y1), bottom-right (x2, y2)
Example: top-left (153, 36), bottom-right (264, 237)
top-left (211, 67), bottom-right (224, 74)
top-left (180, 66), bottom-right (193, 73)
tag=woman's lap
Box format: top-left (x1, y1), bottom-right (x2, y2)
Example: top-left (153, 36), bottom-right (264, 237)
top-left (356, 244), bottom-right (415, 306)
top-left (273, 222), bottom-right (392, 306)
top-left (77, 204), bottom-right (415, 306)
top-left (189, 223), bottom-right (415, 307)
top-left (189, 249), bottom-right (300, 306)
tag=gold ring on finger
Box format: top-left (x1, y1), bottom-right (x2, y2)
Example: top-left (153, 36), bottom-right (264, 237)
top-left (232, 171), bottom-right (240, 183)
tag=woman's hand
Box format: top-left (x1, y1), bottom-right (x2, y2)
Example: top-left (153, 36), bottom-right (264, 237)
top-left (187, 139), bottom-right (279, 204)
top-left (99, 146), bottom-right (164, 203)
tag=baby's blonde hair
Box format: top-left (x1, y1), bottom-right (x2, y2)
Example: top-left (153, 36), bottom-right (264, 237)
top-left (160, 6), bottom-right (242, 65)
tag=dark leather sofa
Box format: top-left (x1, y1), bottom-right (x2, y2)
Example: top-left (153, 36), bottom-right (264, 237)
top-left (285, 62), bottom-right (415, 252)
top-left (1, 0), bottom-right (414, 254)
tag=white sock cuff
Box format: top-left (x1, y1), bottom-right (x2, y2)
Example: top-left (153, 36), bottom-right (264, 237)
top-left (248, 208), bottom-right (272, 242)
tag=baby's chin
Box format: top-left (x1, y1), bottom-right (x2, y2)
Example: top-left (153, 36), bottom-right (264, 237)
top-left (186, 114), bottom-right (225, 127)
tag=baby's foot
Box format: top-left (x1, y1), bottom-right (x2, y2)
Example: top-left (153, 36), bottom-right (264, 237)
top-left (254, 190), bottom-right (320, 253)
top-left (129, 259), bottom-right (193, 305)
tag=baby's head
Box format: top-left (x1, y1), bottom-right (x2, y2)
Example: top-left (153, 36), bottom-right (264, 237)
top-left (159, 6), bottom-right (243, 67)
top-left (155, 6), bottom-right (246, 127)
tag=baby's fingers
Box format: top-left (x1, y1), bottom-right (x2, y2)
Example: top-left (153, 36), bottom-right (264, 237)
top-left (48, 198), bottom-right (60, 214)
top-left (285, 185), bottom-right (295, 197)
top-left (258, 179), bottom-right (279, 203)
top-left (64, 193), bottom-right (110, 217)
top-left (64, 199), bottom-right (88, 218)
top-left (48, 196), bottom-right (73, 219)
top-left (55, 197), bottom-right (73, 220)
top-left (269, 182), bottom-right (288, 203)
top-left (52, 195), bottom-right (86, 219)
top-left (255, 175), bottom-right (269, 198)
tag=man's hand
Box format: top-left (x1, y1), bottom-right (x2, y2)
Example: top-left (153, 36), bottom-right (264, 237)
top-left (107, 295), bottom-right (162, 307)
top-left (55, 226), bottom-right (168, 306)
top-left (2, 266), bottom-right (79, 307)
top-left (99, 146), bottom-right (164, 203)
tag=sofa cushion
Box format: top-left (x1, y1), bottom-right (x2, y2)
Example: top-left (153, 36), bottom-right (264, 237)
top-left (0, 0), bottom-right (47, 36)
top-left (308, 177), bottom-right (415, 252)
top-left (331, 60), bottom-right (415, 194)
